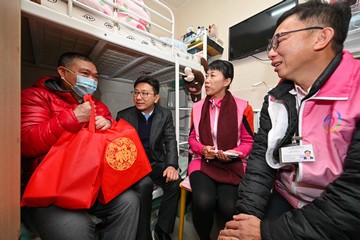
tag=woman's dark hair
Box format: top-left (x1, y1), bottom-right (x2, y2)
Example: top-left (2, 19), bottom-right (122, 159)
top-left (208, 60), bottom-right (234, 89)
top-left (277, 0), bottom-right (352, 53)
top-left (134, 75), bottom-right (160, 94)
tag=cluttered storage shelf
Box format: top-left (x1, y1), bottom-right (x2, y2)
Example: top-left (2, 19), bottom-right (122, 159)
top-left (187, 37), bottom-right (224, 57)
top-left (183, 25), bottom-right (224, 57)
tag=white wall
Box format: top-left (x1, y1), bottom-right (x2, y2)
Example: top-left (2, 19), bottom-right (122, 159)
top-left (174, 0), bottom-right (284, 109)
top-left (94, 80), bottom-right (134, 118)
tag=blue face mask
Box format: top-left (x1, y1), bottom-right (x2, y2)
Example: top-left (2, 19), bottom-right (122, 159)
top-left (72, 75), bottom-right (98, 97)
top-left (62, 67), bottom-right (98, 97)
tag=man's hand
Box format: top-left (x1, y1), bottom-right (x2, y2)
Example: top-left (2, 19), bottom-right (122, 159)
top-left (163, 166), bottom-right (179, 183)
top-left (73, 101), bottom-right (92, 123)
top-left (218, 214), bottom-right (261, 240)
top-left (95, 116), bottom-right (111, 131)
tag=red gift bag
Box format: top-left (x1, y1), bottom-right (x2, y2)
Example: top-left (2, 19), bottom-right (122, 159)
top-left (98, 119), bottom-right (152, 204)
top-left (21, 95), bottom-right (152, 208)
top-left (21, 95), bottom-right (103, 209)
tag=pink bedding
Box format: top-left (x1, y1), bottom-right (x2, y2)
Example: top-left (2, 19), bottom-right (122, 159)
top-left (117, 0), bottom-right (151, 32)
top-left (78, 0), bottom-right (151, 32)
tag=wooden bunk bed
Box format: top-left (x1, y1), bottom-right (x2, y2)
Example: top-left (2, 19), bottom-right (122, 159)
top-left (21, 0), bottom-right (206, 163)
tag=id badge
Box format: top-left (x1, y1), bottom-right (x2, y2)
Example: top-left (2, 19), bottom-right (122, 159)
top-left (280, 144), bottom-right (315, 164)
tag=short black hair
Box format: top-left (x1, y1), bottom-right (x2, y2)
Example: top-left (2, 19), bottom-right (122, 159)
top-left (277, 0), bottom-right (352, 53)
top-left (208, 60), bottom-right (234, 90)
top-left (134, 75), bottom-right (160, 94)
top-left (57, 52), bottom-right (93, 68)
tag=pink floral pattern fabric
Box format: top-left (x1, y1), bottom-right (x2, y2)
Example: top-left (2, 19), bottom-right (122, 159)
top-left (78, 0), bottom-right (151, 32)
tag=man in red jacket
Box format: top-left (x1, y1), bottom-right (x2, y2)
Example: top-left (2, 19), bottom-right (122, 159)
top-left (21, 52), bottom-right (139, 240)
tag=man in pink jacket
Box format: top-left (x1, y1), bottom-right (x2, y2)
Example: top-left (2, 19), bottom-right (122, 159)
top-left (219, 1), bottom-right (360, 239)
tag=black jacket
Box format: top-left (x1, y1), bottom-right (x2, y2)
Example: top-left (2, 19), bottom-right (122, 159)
top-left (116, 105), bottom-right (179, 169)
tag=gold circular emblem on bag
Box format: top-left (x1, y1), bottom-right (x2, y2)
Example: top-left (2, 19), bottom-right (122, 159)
top-left (106, 137), bottom-right (137, 171)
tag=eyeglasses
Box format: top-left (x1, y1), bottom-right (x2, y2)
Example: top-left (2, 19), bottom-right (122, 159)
top-left (267, 26), bottom-right (324, 54)
top-left (131, 91), bottom-right (155, 99)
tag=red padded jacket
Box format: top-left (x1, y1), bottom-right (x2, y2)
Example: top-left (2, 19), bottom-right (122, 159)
top-left (21, 76), bottom-right (112, 188)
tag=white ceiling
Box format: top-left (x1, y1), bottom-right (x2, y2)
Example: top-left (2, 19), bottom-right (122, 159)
top-left (161, 0), bottom-right (189, 8)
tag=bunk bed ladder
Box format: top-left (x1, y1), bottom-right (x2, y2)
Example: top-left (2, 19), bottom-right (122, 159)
top-left (175, 57), bottom-right (208, 178)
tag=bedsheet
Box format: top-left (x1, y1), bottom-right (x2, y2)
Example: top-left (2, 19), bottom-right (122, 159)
top-left (78, 0), bottom-right (151, 32)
